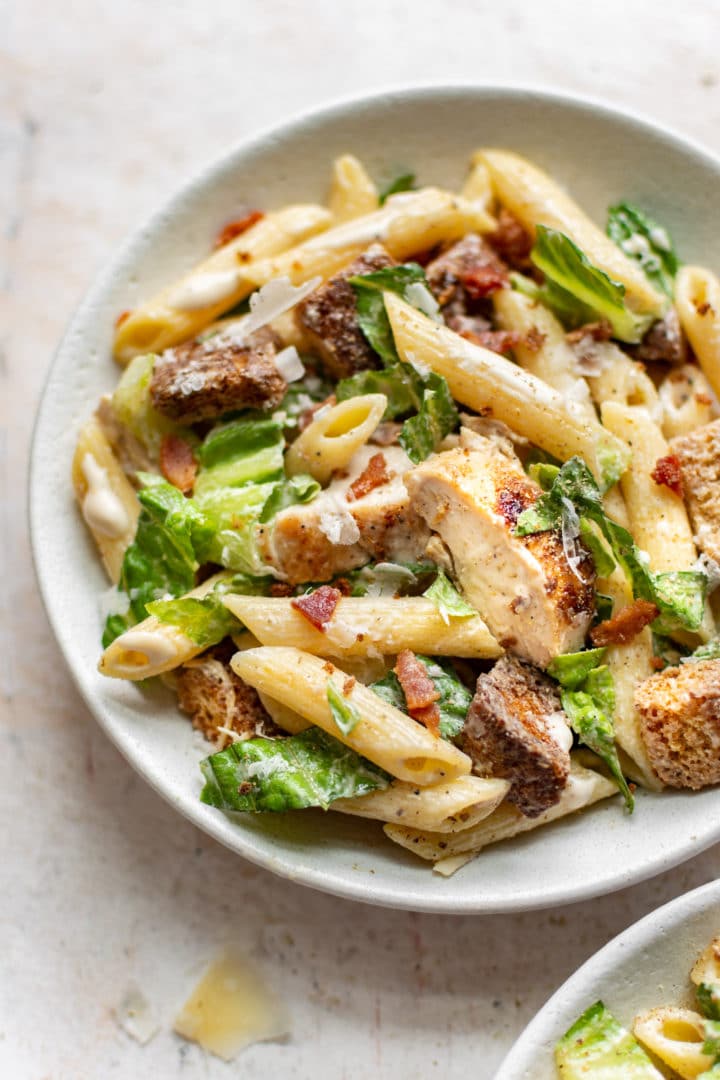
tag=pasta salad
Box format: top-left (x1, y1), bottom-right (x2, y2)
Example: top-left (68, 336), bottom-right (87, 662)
top-left (73, 149), bottom-right (720, 877)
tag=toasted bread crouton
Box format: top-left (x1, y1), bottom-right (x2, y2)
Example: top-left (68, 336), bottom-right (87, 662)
top-left (150, 327), bottom-right (286, 424)
top-left (405, 431), bottom-right (595, 667)
top-left (176, 646), bottom-right (276, 749)
top-left (296, 244), bottom-right (394, 378)
top-left (463, 655), bottom-right (571, 817)
top-left (634, 659), bottom-right (720, 789)
top-left (671, 419), bottom-right (720, 563)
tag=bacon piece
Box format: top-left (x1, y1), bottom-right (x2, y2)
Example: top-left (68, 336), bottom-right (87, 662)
top-left (590, 599), bottom-right (659, 647)
top-left (115, 309), bottom-right (132, 328)
top-left (651, 453), bottom-right (684, 497)
top-left (394, 650), bottom-right (441, 736)
top-left (269, 582), bottom-right (294, 597)
top-left (291, 585), bottom-right (342, 631)
top-left (348, 453), bottom-right (393, 501)
top-left (213, 210), bottom-right (264, 250)
top-left (456, 327), bottom-right (522, 356)
top-left (460, 264), bottom-right (509, 298)
top-left (524, 326), bottom-right (547, 352)
top-left (159, 434), bottom-right (198, 494)
top-left (565, 320), bottom-right (613, 344)
top-left (486, 208), bottom-right (533, 269)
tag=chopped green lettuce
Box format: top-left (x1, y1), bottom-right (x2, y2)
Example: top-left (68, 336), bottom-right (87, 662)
top-left (698, 983), bottom-right (720, 1022)
top-left (378, 172), bottom-right (416, 205)
top-left (529, 225), bottom-right (658, 343)
top-left (194, 416), bottom-right (284, 497)
top-left (702, 1019), bottom-right (720, 1061)
top-left (423, 570), bottom-right (478, 621)
top-left (515, 457), bottom-right (707, 633)
top-left (607, 202), bottom-right (679, 298)
top-left (370, 656), bottom-right (472, 740)
top-left (561, 673), bottom-right (633, 812)
top-left (579, 520), bottom-right (616, 577)
top-left (200, 728), bottom-right (390, 812)
top-left (349, 263), bottom-right (429, 364)
top-left (147, 572), bottom-right (273, 647)
top-left (399, 378), bottom-right (458, 464)
top-left (547, 648), bottom-right (607, 690)
top-left (555, 1001), bottom-right (664, 1078)
top-left (594, 593), bottom-right (614, 624)
top-left (326, 679), bottom-right (362, 736)
top-left (683, 636), bottom-right (720, 664)
top-left (112, 353), bottom-right (193, 459)
top-left (336, 560), bottom-right (436, 598)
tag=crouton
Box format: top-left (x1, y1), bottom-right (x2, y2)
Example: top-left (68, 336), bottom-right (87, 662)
top-left (150, 327), bottom-right (286, 424)
top-left (671, 419), bottom-right (720, 563)
top-left (462, 655), bottom-right (571, 817)
top-left (634, 659), bottom-right (720, 789)
top-left (296, 244), bottom-right (394, 378)
top-left (176, 645), bottom-right (276, 749)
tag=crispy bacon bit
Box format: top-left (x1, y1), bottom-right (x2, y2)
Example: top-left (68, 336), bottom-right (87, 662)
top-left (696, 300), bottom-right (712, 316)
top-left (159, 434), bottom-right (198, 494)
top-left (323, 660), bottom-right (335, 675)
top-left (486, 208), bottom-right (533, 269)
top-left (213, 210), bottom-right (264, 250)
top-left (333, 577), bottom-right (353, 596)
top-left (458, 328), bottom-right (522, 355)
top-left (291, 585), bottom-right (342, 631)
top-left (410, 703), bottom-right (441, 737)
top-left (343, 676), bottom-right (356, 697)
top-left (395, 650), bottom-right (440, 711)
top-left (524, 326), bottom-right (547, 352)
top-left (495, 479), bottom-right (535, 526)
top-left (269, 582), bottom-right (294, 597)
top-left (651, 453), bottom-right (684, 497)
top-left (565, 321), bottom-right (613, 344)
top-left (650, 656), bottom-right (666, 670)
top-left (115, 309), bottom-right (132, 328)
top-left (298, 393), bottom-right (336, 433)
top-left (590, 599), bottom-right (659, 647)
top-left (697, 392), bottom-right (713, 406)
top-left (348, 453), bottom-right (393, 501)
top-left (460, 264), bottom-right (509, 298)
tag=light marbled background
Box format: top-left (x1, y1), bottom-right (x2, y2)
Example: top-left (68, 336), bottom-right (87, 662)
top-left (3, 2), bottom-right (720, 1077)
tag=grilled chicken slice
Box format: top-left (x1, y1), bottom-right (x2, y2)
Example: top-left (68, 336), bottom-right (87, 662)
top-left (405, 430), bottom-right (595, 667)
top-left (463, 655), bottom-right (572, 817)
top-left (258, 444), bottom-right (429, 584)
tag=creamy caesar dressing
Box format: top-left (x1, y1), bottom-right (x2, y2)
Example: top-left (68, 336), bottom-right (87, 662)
top-left (81, 454), bottom-right (130, 538)
top-left (169, 270), bottom-right (241, 311)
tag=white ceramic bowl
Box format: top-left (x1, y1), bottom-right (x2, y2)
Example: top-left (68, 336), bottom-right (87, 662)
top-left (31, 86), bottom-right (720, 914)
top-left (496, 877), bottom-right (720, 1077)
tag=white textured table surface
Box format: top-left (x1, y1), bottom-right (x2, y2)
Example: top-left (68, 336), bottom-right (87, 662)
top-left (4, 3), bottom-right (720, 1077)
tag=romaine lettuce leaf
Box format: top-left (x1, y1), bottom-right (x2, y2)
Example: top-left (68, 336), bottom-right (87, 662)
top-left (555, 1001), bottom-right (663, 1078)
top-left (607, 203), bottom-right (679, 298)
top-left (546, 647), bottom-right (607, 690)
top-left (112, 353), bottom-right (193, 459)
top-left (370, 656), bottom-right (472, 741)
top-left (399, 376), bottom-right (459, 464)
top-left (199, 727), bottom-right (389, 812)
top-left (336, 560), bottom-right (436, 598)
top-left (423, 570), bottom-right (478, 620)
top-left (326, 679), bottom-right (361, 735)
top-left (194, 417), bottom-right (284, 497)
top-left (530, 226), bottom-right (657, 343)
top-left (515, 457), bottom-right (707, 633)
top-left (349, 263), bottom-right (428, 364)
top-left (560, 669), bottom-right (634, 811)
top-left (337, 363), bottom-right (424, 419)
top-left (378, 172), bottom-right (416, 205)
top-left (147, 572), bottom-right (273, 646)
top-left (683, 637), bottom-right (720, 664)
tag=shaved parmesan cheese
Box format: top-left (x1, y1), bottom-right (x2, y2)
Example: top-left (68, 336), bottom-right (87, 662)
top-left (317, 499), bottom-right (361, 546)
top-left (241, 275), bottom-right (321, 340)
top-left (405, 282), bottom-right (442, 322)
top-left (99, 585), bottom-right (130, 621)
top-left (115, 984), bottom-right (160, 1045)
top-left (432, 853), bottom-right (474, 877)
top-left (560, 496), bottom-right (589, 584)
top-left (173, 947), bottom-right (290, 1061)
top-left (274, 345), bottom-right (305, 383)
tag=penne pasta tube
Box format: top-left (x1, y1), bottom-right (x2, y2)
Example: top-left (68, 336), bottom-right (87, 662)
top-left (257, 693), bottom-right (312, 735)
top-left (633, 1007), bottom-right (715, 1079)
top-left (239, 188), bottom-right (495, 289)
top-left (334, 775), bottom-right (510, 833)
top-left (112, 203), bottom-right (332, 363)
top-left (72, 416), bottom-right (141, 583)
top-left (327, 154), bottom-right (379, 222)
top-left (492, 288), bottom-right (596, 420)
top-left (476, 149), bottom-right (665, 315)
top-left (385, 293), bottom-right (629, 482)
top-left (675, 265), bottom-right (720, 399)
top-left (383, 760), bottom-right (617, 861)
top-left (284, 394), bottom-right (387, 484)
top-left (222, 595), bottom-right (503, 659)
top-left (461, 155), bottom-right (495, 215)
top-left (99, 571), bottom-right (233, 680)
top-left (659, 363), bottom-right (716, 441)
top-left (587, 342), bottom-right (661, 415)
top-left (231, 647), bottom-right (473, 785)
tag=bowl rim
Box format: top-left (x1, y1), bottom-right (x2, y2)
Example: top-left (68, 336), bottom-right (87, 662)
top-left (494, 876), bottom-right (720, 1076)
top-left (30, 82), bottom-right (720, 914)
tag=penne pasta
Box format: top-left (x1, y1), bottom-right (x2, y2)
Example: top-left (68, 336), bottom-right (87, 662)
top-left (385, 293), bottom-right (630, 482)
top-left (222, 595), bottom-right (502, 659)
top-left (476, 148), bottom-right (665, 315)
top-left (659, 363), bottom-right (716, 440)
top-left (231, 647), bottom-right (473, 785)
top-left (238, 188), bottom-right (495, 289)
top-left (334, 775), bottom-right (510, 832)
top-left (72, 416), bottom-right (141, 583)
top-left (284, 394), bottom-right (387, 484)
top-left (327, 154), bottom-right (379, 222)
top-left (633, 1007), bottom-right (715, 1079)
top-left (112, 203), bottom-right (333, 363)
top-left (675, 265), bottom-right (720, 399)
top-left (460, 155), bottom-right (495, 215)
top-left (99, 571), bottom-right (233, 680)
top-left (383, 760), bottom-right (617, 861)
top-left (257, 693), bottom-right (312, 735)
top-left (586, 342), bottom-right (660, 415)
